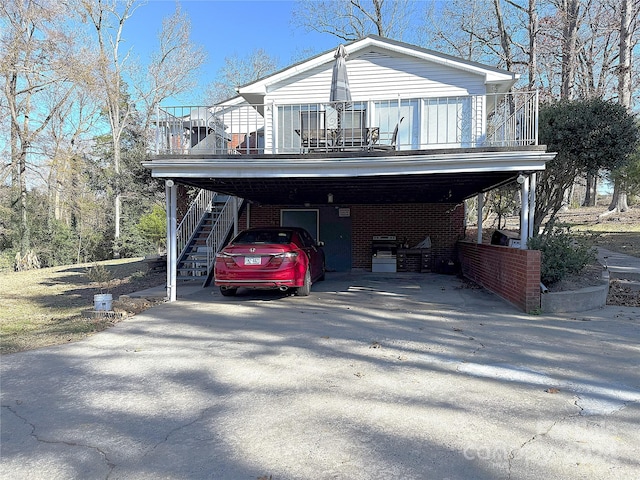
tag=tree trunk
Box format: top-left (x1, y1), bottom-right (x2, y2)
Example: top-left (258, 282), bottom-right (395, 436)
top-left (561, 0), bottom-right (580, 99)
top-left (528, 0), bottom-right (538, 90)
top-left (113, 132), bottom-right (121, 258)
top-left (493, 0), bottom-right (513, 71)
top-left (18, 147), bottom-right (30, 253)
top-left (602, 0), bottom-right (634, 217)
top-left (582, 173), bottom-right (597, 206)
top-left (618, 0), bottom-right (632, 108)
top-left (608, 178), bottom-right (629, 212)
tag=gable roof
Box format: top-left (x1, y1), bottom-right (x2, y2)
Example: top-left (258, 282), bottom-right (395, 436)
top-left (238, 35), bottom-right (519, 104)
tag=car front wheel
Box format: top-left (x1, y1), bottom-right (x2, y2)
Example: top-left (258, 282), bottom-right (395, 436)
top-left (296, 268), bottom-right (311, 296)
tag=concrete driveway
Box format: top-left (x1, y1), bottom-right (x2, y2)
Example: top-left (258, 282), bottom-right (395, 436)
top-left (1, 272), bottom-right (639, 479)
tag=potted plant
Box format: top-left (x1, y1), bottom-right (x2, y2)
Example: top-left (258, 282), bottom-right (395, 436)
top-left (86, 263), bottom-right (115, 311)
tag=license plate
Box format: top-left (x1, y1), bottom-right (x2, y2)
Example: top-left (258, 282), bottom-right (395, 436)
top-left (244, 256), bottom-right (261, 265)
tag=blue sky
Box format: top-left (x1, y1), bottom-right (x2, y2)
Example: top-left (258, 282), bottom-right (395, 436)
top-left (128, 0), bottom-right (342, 104)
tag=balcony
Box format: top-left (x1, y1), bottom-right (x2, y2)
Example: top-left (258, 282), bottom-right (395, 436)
top-left (152, 91), bottom-right (538, 157)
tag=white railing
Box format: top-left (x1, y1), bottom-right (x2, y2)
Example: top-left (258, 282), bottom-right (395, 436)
top-left (154, 91), bottom-right (539, 155)
top-left (486, 91), bottom-right (538, 147)
top-left (176, 189), bottom-right (215, 260)
top-left (205, 197), bottom-right (242, 277)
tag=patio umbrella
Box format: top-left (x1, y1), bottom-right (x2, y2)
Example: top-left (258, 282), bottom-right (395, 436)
top-left (330, 44), bottom-right (352, 145)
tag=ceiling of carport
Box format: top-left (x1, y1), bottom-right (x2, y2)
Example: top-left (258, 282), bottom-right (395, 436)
top-left (177, 171), bottom-right (518, 205)
top-left (145, 146), bottom-right (554, 206)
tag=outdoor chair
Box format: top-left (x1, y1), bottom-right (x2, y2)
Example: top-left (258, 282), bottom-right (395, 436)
top-left (372, 117), bottom-right (404, 151)
top-left (337, 109), bottom-right (367, 149)
top-left (300, 111), bottom-right (329, 151)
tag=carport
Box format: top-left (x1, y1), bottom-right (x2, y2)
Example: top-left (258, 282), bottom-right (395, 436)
top-left (143, 145), bottom-right (554, 311)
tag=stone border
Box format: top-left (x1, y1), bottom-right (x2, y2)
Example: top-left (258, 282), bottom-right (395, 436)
top-left (541, 269), bottom-right (610, 313)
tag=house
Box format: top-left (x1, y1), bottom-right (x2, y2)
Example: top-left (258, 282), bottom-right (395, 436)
top-left (143, 35), bottom-right (555, 311)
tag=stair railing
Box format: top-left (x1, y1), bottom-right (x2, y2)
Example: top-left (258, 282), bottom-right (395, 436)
top-left (176, 189), bottom-right (215, 261)
top-left (205, 196), bottom-right (243, 278)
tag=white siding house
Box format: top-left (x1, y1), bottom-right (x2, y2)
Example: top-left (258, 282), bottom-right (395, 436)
top-left (145, 35), bottom-right (555, 311)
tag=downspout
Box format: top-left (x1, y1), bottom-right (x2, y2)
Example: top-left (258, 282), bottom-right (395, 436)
top-left (233, 196), bottom-right (239, 237)
top-left (165, 180), bottom-right (177, 302)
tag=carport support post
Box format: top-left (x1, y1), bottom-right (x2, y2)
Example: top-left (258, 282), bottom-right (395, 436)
top-left (520, 175), bottom-right (530, 250)
top-left (476, 192), bottom-right (484, 244)
top-left (528, 173), bottom-right (536, 237)
top-left (165, 180), bottom-right (177, 302)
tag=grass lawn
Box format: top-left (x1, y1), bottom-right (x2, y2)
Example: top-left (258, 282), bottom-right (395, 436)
top-left (0, 258), bottom-right (165, 355)
top-left (1, 206), bottom-right (637, 355)
top-left (555, 207), bottom-right (640, 258)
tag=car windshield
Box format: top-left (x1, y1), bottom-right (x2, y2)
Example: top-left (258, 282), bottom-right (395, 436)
top-left (233, 230), bottom-right (293, 245)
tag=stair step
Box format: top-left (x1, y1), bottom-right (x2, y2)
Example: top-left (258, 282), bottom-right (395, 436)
top-left (178, 261), bottom-right (207, 266)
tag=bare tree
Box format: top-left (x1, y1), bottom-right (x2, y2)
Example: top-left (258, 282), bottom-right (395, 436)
top-left (422, 0), bottom-right (499, 63)
top-left (204, 49), bottom-right (278, 104)
top-left (607, 0), bottom-right (639, 214)
top-left (292, 0), bottom-right (414, 42)
top-left (81, 0), bottom-right (204, 257)
top-left (493, 0), bottom-right (515, 71)
top-left (80, 0), bottom-right (139, 257)
top-left (140, 3), bottom-right (206, 124)
top-left (528, 0), bottom-right (539, 90)
top-left (1, 0), bottom-right (78, 257)
top-left (616, 0), bottom-right (635, 108)
top-left (42, 88), bottom-right (100, 225)
top-left (559, 0), bottom-right (581, 99)
top-left (422, 0), bottom-right (538, 83)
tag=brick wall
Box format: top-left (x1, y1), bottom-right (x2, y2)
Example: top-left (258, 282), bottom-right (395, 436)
top-left (350, 204), bottom-right (464, 269)
top-left (242, 203), bottom-right (465, 271)
top-left (458, 241), bottom-right (541, 312)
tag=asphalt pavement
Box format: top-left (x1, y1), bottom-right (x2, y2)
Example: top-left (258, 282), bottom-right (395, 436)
top-left (1, 270), bottom-right (639, 479)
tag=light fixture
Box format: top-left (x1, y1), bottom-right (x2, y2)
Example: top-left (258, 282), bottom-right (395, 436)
top-left (327, 193), bottom-right (334, 204)
top-left (166, 179), bottom-right (174, 187)
top-left (516, 174), bottom-right (526, 184)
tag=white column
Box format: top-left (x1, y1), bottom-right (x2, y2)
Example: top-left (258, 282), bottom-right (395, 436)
top-left (165, 180), bottom-right (177, 302)
top-left (477, 193), bottom-right (484, 244)
top-left (528, 173), bottom-right (536, 237)
top-left (520, 175), bottom-right (530, 250)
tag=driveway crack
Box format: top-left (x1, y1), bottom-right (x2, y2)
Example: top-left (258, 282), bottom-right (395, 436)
top-left (141, 406), bottom-right (216, 459)
top-left (2, 404), bottom-right (116, 479)
top-left (507, 419), bottom-right (557, 479)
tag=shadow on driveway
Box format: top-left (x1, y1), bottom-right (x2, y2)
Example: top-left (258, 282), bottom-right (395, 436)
top-left (2, 272), bottom-right (639, 479)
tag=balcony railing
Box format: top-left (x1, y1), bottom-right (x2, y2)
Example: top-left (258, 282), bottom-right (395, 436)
top-left (153, 91), bottom-right (538, 156)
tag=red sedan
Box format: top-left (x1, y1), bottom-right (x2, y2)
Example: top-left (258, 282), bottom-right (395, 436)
top-left (214, 227), bottom-right (325, 297)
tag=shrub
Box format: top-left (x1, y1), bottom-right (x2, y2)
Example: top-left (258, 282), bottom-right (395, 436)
top-left (86, 263), bottom-right (114, 293)
top-left (528, 229), bottom-right (596, 285)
